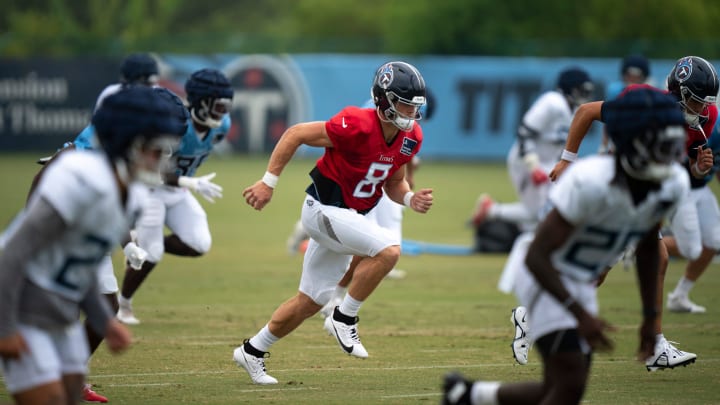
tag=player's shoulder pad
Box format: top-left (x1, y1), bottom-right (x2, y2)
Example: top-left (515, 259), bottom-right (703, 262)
top-left (562, 155), bottom-right (614, 192)
top-left (667, 162), bottom-right (691, 194)
top-left (51, 150), bottom-right (109, 195)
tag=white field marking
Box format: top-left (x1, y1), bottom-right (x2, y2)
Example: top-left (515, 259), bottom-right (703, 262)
top-left (104, 382), bottom-right (319, 393)
top-left (382, 392), bottom-right (443, 399)
top-left (2, 359), bottom-right (717, 386)
top-left (127, 322), bottom-right (720, 344)
top-left (83, 357), bottom-right (720, 380)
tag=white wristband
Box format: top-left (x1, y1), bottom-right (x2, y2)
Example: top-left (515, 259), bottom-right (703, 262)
top-left (262, 171), bottom-right (279, 188)
top-left (693, 161), bottom-right (711, 177)
top-left (561, 149), bottom-right (578, 162)
top-left (403, 191), bottom-right (414, 207)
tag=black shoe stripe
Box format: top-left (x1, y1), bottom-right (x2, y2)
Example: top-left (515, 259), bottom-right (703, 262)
top-left (332, 323), bottom-right (354, 354)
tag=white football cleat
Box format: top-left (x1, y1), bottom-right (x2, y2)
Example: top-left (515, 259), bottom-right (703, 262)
top-left (471, 193), bottom-right (494, 227)
top-left (285, 220), bottom-right (309, 256)
top-left (117, 300), bottom-right (141, 325)
top-left (384, 268), bottom-right (407, 280)
top-left (510, 306), bottom-right (530, 365)
top-left (330, 307), bottom-right (368, 358)
top-left (667, 292), bottom-right (706, 313)
top-left (233, 342), bottom-right (278, 385)
top-left (646, 337), bottom-right (697, 372)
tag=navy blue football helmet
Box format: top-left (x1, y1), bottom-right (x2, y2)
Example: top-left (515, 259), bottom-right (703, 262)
top-left (557, 67), bottom-right (594, 108)
top-left (604, 87), bottom-right (685, 182)
top-left (92, 86), bottom-right (185, 185)
top-left (153, 87), bottom-right (190, 135)
top-left (120, 53), bottom-right (159, 85)
top-left (185, 68), bottom-right (233, 129)
top-left (667, 56), bottom-right (719, 128)
top-left (371, 61), bottom-right (426, 131)
top-left (621, 54), bottom-right (650, 79)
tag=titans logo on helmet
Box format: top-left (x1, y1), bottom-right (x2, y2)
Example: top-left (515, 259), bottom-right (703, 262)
top-left (675, 57), bottom-right (693, 82)
top-left (379, 64), bottom-right (394, 89)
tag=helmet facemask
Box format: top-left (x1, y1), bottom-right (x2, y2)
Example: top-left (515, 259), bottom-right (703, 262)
top-left (568, 82), bottom-right (595, 108)
top-left (678, 87), bottom-right (714, 128)
top-left (127, 135), bottom-right (180, 186)
top-left (191, 97), bottom-right (232, 129)
top-left (378, 91), bottom-right (425, 131)
top-left (619, 125), bottom-right (685, 182)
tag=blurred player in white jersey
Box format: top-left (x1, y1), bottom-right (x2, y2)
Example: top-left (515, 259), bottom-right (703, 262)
top-left (443, 87), bottom-right (689, 405)
top-left (116, 68), bottom-right (233, 325)
top-left (72, 52), bottom-right (160, 150)
top-left (25, 52), bottom-right (162, 403)
top-left (0, 86), bottom-right (184, 405)
top-left (471, 67), bottom-right (594, 232)
top-left (475, 67), bottom-right (595, 366)
top-left (544, 56), bottom-right (718, 372)
top-left (235, 61), bottom-right (433, 385)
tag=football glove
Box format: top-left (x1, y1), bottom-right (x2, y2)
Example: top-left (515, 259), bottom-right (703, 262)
top-left (178, 173), bottom-right (223, 203)
top-left (523, 153), bottom-right (548, 185)
top-left (123, 241), bottom-right (148, 270)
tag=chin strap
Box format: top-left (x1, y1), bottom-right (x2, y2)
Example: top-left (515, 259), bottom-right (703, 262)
top-left (113, 158), bottom-right (131, 187)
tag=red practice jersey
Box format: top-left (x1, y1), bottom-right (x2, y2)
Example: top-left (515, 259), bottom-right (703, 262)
top-left (316, 106), bottom-right (423, 212)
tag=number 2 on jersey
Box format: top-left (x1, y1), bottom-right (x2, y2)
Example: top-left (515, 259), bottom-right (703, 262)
top-left (54, 234), bottom-right (110, 291)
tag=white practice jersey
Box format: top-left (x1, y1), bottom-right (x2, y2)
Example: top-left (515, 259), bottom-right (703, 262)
top-left (548, 155), bottom-right (689, 282)
top-left (24, 150), bottom-right (147, 302)
top-left (513, 91), bottom-right (574, 166)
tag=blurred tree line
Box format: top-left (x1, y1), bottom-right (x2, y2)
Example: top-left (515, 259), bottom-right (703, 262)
top-left (2, 0), bottom-right (719, 58)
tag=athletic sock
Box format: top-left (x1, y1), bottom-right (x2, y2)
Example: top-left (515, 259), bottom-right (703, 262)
top-left (674, 276), bottom-right (695, 297)
top-left (471, 381), bottom-right (500, 405)
top-left (339, 294), bottom-right (363, 317)
top-left (248, 324), bottom-right (279, 353)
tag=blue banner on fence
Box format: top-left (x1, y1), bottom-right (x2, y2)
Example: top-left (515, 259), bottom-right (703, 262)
top-left (0, 54), bottom-right (681, 159)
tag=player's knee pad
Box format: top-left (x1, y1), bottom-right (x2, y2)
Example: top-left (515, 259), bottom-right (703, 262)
top-left (145, 241), bottom-right (165, 263)
top-left (185, 233), bottom-right (211, 255)
top-left (677, 240), bottom-right (702, 261)
top-left (704, 228), bottom-right (720, 251)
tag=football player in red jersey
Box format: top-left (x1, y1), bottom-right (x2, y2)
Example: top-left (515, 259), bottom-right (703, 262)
top-left (233, 61), bottom-right (433, 385)
top-left (545, 56), bottom-right (718, 372)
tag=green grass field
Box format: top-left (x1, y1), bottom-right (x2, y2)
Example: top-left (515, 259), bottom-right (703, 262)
top-left (0, 153), bottom-right (719, 405)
